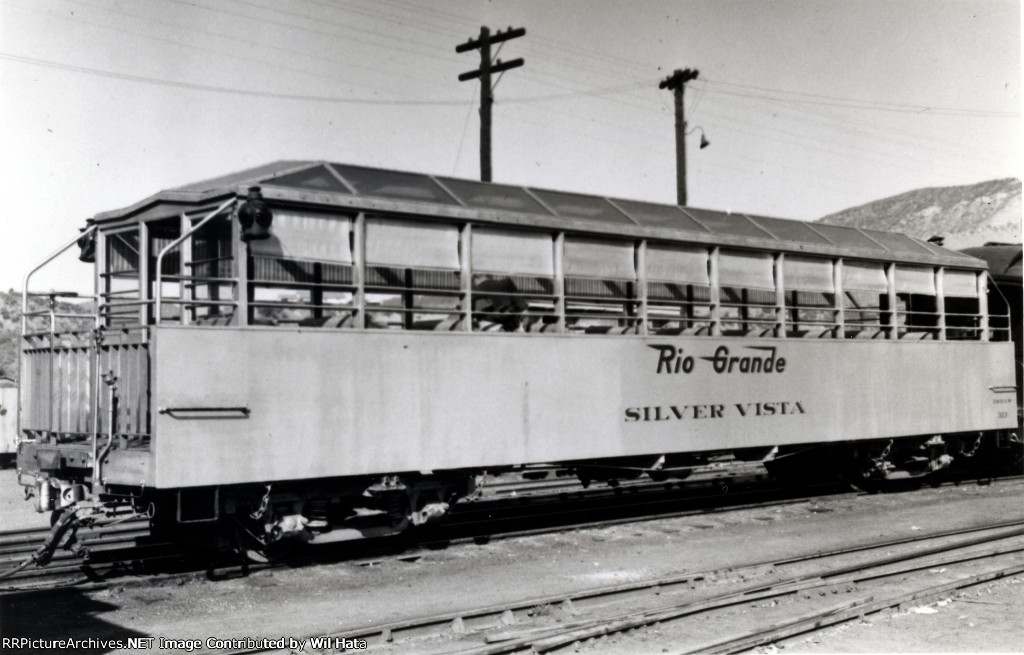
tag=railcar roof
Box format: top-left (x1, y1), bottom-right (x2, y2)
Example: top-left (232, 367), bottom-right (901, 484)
top-left (959, 244), bottom-right (1022, 281)
top-left (93, 160), bottom-right (983, 269)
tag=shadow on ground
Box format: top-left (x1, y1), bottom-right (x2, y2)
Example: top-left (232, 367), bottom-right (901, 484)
top-left (1, 588), bottom-right (151, 654)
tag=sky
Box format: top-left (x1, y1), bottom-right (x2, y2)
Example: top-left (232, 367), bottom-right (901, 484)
top-left (0, 0), bottom-right (1020, 294)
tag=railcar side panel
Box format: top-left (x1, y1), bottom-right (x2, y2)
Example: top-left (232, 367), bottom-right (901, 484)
top-left (150, 327), bottom-right (1015, 488)
top-left (0, 385), bottom-right (16, 455)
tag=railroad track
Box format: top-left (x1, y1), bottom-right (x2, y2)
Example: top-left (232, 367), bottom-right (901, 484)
top-left (0, 517), bottom-right (181, 588)
top-left (224, 518), bottom-right (1024, 655)
top-left (0, 468), bottom-right (1017, 593)
top-left (0, 462), bottom-right (776, 590)
top-left (0, 471), bottom-right (578, 588)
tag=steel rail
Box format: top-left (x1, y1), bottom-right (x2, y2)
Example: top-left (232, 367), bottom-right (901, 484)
top-left (482, 529), bottom-right (1024, 655)
top-left (451, 528), bottom-right (1024, 654)
top-left (2, 473), bottom-right (1020, 594)
top-left (0, 522), bottom-right (148, 556)
top-left (211, 517), bottom-right (1024, 655)
top-left (0, 469), bottom-right (775, 590)
top-left (674, 562), bottom-right (1024, 655)
top-left (0, 472), bottom-right (830, 593)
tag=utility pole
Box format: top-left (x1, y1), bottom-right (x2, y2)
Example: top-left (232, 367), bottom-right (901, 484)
top-left (659, 68), bottom-right (699, 206)
top-left (457, 26), bottom-right (526, 182)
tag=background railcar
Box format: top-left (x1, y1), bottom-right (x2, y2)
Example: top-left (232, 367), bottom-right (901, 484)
top-left (960, 243), bottom-right (1022, 421)
top-left (15, 161), bottom-right (1018, 552)
top-left (0, 377), bottom-right (15, 467)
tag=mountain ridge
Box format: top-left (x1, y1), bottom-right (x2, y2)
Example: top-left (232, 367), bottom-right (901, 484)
top-left (818, 178), bottom-right (1021, 249)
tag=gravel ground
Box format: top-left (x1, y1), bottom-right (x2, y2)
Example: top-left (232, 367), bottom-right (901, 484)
top-left (0, 470), bottom-right (1021, 654)
top-left (774, 575), bottom-right (1024, 653)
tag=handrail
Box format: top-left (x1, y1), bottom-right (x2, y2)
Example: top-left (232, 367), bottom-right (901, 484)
top-left (21, 312), bottom-right (98, 319)
top-left (154, 199), bottom-right (235, 325)
top-left (19, 225), bottom-right (100, 450)
top-left (21, 225), bottom-right (98, 335)
top-left (100, 297), bottom-right (238, 309)
top-left (158, 406), bottom-right (250, 417)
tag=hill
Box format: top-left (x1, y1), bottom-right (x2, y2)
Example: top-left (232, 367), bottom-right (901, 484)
top-left (818, 178), bottom-right (1021, 249)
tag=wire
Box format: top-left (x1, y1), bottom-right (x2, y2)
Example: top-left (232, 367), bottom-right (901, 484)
top-left (0, 52), bottom-right (468, 105)
top-left (0, 50), bottom-right (660, 109)
top-left (503, 81), bottom-right (654, 104)
top-left (1, 0), bottom-right (441, 95)
top-left (491, 41), bottom-right (506, 65)
top-left (3, 1), bottom-right (1014, 185)
top-left (372, 0), bottom-right (655, 78)
top-left (453, 88), bottom-right (477, 174)
top-left (695, 80), bottom-right (1018, 118)
top-left (189, 0), bottom-right (462, 66)
top-left (492, 70), bottom-right (507, 93)
top-left (699, 82), bottom-right (1014, 169)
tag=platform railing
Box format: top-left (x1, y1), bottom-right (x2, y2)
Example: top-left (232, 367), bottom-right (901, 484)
top-left (21, 225), bottom-right (99, 335)
top-left (154, 199), bottom-right (235, 325)
top-left (19, 225), bottom-right (102, 449)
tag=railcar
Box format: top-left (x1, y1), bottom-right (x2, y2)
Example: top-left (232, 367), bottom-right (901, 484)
top-left (0, 377), bottom-right (15, 467)
top-left (15, 161), bottom-right (1019, 554)
top-left (959, 243), bottom-right (1022, 426)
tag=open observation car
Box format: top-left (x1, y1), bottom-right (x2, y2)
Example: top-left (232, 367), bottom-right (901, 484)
top-left (17, 161), bottom-right (1020, 553)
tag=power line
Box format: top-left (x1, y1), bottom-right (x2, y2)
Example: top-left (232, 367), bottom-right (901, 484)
top-left (3, 1), bottom-right (1014, 185)
top-left (501, 81), bottom-right (652, 104)
top-left (0, 52), bottom-right (468, 105)
top-left (702, 78), bottom-right (1021, 116)
top-left (452, 87), bottom-right (478, 175)
top-left (501, 113), bottom-right (880, 207)
top-left (187, 0), bottom-right (461, 67)
top-left (30, 0), bottom-right (639, 109)
top-left (333, 0), bottom-right (674, 102)
top-left (2, 0), bottom-right (434, 96)
top-left (3, 51), bottom-right (1011, 185)
top-left (373, 0), bottom-right (656, 80)
top-left (700, 82), bottom-right (1014, 168)
top-left (0, 50), bottom-right (661, 109)
top-left (694, 80), bottom-right (1018, 117)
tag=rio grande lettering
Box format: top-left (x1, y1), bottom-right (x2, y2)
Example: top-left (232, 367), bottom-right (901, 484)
top-left (649, 344), bottom-right (786, 374)
top-left (624, 401), bottom-right (806, 422)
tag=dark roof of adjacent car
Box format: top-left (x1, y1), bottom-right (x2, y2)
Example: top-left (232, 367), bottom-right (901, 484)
top-left (960, 244), bottom-right (1022, 281)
